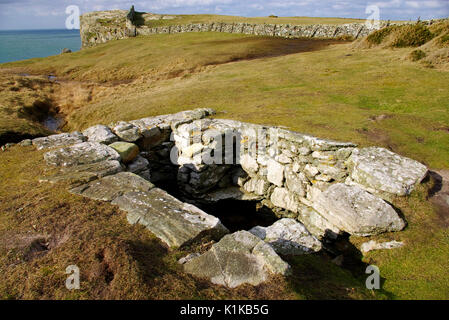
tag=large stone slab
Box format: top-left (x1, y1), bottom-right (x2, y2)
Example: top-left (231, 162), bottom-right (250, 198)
top-left (40, 160), bottom-right (123, 187)
top-left (183, 231), bottom-right (290, 288)
top-left (111, 188), bottom-right (229, 248)
top-left (346, 147), bottom-right (428, 196)
top-left (32, 132), bottom-right (86, 150)
top-left (82, 125), bottom-right (118, 145)
top-left (44, 142), bottom-right (121, 167)
top-left (249, 218), bottom-right (322, 255)
top-left (70, 172), bottom-right (154, 201)
top-left (312, 183), bottom-right (406, 236)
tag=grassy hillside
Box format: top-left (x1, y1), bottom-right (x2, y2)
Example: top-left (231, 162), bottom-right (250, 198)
top-left (1, 21), bottom-right (449, 299)
top-left (3, 28), bottom-right (448, 168)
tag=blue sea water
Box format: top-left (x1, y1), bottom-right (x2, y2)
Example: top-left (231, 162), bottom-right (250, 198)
top-left (0, 29), bottom-right (81, 64)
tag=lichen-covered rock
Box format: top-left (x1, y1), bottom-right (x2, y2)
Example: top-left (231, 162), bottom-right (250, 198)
top-left (360, 240), bottom-right (404, 253)
top-left (240, 154), bottom-right (259, 174)
top-left (346, 147), bottom-right (428, 196)
top-left (183, 231), bottom-right (290, 288)
top-left (111, 188), bottom-right (229, 248)
top-left (267, 159), bottom-right (284, 187)
top-left (39, 160), bottom-right (123, 186)
top-left (44, 142), bottom-right (120, 167)
top-left (82, 125), bottom-right (118, 145)
top-left (249, 218), bottom-right (322, 255)
top-left (296, 204), bottom-right (341, 240)
top-left (243, 177), bottom-right (269, 196)
top-left (109, 141), bottom-right (139, 163)
top-left (112, 122), bottom-right (142, 142)
top-left (70, 172), bottom-right (154, 201)
top-left (312, 183), bottom-right (406, 236)
top-left (127, 155), bottom-right (149, 173)
top-left (284, 167), bottom-right (306, 197)
top-left (270, 187), bottom-right (298, 213)
top-left (33, 132), bottom-right (86, 150)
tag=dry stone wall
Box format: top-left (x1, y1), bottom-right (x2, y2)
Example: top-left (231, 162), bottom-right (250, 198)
top-left (31, 108), bottom-right (428, 242)
top-left (80, 10), bottom-right (390, 48)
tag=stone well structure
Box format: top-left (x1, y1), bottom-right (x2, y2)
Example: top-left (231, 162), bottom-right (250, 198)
top-left (30, 108), bottom-right (428, 287)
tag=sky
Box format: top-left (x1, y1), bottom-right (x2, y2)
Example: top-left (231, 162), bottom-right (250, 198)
top-left (0, 0), bottom-right (448, 30)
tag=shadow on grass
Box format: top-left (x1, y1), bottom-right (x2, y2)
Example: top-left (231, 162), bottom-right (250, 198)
top-left (283, 234), bottom-right (396, 300)
top-left (127, 238), bottom-right (171, 282)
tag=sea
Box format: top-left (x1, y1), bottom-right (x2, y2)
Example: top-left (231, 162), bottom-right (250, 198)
top-left (0, 29), bottom-right (81, 64)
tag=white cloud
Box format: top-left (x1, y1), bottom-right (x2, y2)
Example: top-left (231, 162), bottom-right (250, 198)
top-left (0, 0), bottom-right (448, 29)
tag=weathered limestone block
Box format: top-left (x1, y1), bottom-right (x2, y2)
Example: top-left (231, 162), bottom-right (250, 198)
top-left (112, 121), bottom-right (142, 142)
top-left (112, 188), bottom-right (229, 248)
top-left (139, 127), bottom-right (170, 150)
top-left (33, 132), bottom-right (86, 150)
top-left (39, 160), bottom-right (123, 187)
top-left (183, 231), bottom-right (290, 288)
top-left (243, 177), bottom-right (269, 196)
top-left (249, 218), bottom-right (322, 255)
top-left (188, 165), bottom-right (232, 194)
top-left (267, 159), bottom-right (284, 187)
top-left (296, 205), bottom-right (341, 239)
top-left (346, 147), bottom-right (428, 196)
top-left (304, 164), bottom-right (319, 179)
top-left (82, 125), bottom-right (118, 145)
top-left (109, 141), bottom-right (139, 163)
top-left (284, 167), bottom-right (307, 197)
top-left (44, 142), bottom-right (120, 167)
top-left (312, 183), bottom-right (406, 236)
top-left (270, 187), bottom-right (298, 213)
top-left (360, 240), bottom-right (404, 253)
top-left (316, 163), bottom-right (347, 181)
top-left (70, 172), bottom-right (155, 201)
top-left (240, 154), bottom-right (259, 174)
top-left (127, 155), bottom-right (149, 173)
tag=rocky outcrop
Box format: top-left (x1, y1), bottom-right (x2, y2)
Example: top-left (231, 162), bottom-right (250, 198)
top-left (182, 231), bottom-right (290, 288)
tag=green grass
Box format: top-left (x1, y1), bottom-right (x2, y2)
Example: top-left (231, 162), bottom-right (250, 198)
top-left (140, 14), bottom-right (369, 28)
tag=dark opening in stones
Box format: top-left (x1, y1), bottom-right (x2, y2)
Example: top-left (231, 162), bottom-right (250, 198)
top-left (198, 199), bottom-right (279, 233)
top-left (149, 172), bottom-right (278, 233)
